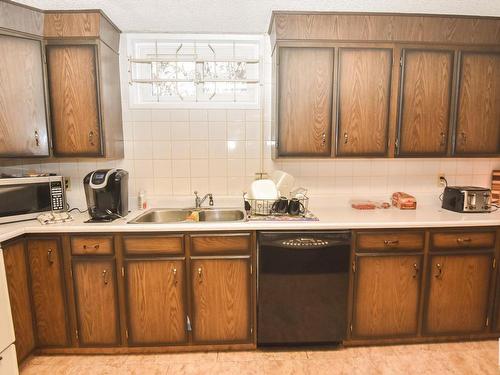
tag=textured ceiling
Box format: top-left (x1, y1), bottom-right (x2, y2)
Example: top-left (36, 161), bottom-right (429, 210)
top-left (14, 0), bottom-right (500, 33)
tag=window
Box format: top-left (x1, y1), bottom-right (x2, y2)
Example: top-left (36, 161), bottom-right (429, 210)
top-left (127, 34), bottom-right (261, 108)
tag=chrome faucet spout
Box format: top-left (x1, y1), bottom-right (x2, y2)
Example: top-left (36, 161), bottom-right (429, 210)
top-left (194, 191), bottom-right (214, 208)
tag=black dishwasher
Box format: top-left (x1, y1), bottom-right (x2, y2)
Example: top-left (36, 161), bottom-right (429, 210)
top-left (258, 231), bottom-right (350, 346)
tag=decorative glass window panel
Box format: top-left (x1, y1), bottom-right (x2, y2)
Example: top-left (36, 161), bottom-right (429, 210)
top-left (127, 34), bottom-right (261, 108)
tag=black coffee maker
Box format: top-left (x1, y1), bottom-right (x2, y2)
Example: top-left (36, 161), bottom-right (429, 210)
top-left (83, 169), bottom-right (129, 222)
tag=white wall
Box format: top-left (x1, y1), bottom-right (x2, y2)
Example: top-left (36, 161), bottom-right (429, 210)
top-left (1, 34), bottom-right (498, 210)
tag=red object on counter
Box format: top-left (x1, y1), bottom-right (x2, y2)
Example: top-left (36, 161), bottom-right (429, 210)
top-left (392, 192), bottom-right (417, 209)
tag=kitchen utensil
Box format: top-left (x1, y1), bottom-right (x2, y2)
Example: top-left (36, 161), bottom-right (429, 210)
top-left (271, 170), bottom-right (295, 197)
top-left (288, 198), bottom-right (305, 216)
top-left (271, 196), bottom-right (289, 214)
top-left (249, 179), bottom-right (279, 200)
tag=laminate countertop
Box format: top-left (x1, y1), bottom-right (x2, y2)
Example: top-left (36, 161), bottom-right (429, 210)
top-left (1, 196), bottom-right (499, 243)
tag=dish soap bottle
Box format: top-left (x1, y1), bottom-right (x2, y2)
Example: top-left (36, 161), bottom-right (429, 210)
top-left (138, 190), bottom-right (148, 210)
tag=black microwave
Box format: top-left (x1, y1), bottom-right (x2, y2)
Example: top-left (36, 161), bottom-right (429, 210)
top-left (0, 176), bottom-right (66, 224)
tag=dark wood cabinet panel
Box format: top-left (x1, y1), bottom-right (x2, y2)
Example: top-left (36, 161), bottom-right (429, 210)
top-left (398, 49), bottom-right (454, 156)
top-left (72, 259), bottom-right (120, 346)
top-left (352, 254), bottom-right (421, 338)
top-left (125, 259), bottom-right (187, 345)
top-left (3, 241), bottom-right (35, 363)
top-left (336, 48), bottom-right (392, 156)
top-left (190, 234), bottom-right (251, 256)
top-left (424, 253), bottom-right (493, 334)
top-left (123, 236), bottom-right (184, 256)
top-left (27, 239), bottom-right (69, 347)
top-left (191, 258), bottom-right (251, 343)
top-left (46, 44), bottom-right (102, 156)
top-left (0, 34), bottom-right (49, 157)
top-left (455, 52), bottom-right (500, 155)
top-left (278, 47), bottom-right (334, 156)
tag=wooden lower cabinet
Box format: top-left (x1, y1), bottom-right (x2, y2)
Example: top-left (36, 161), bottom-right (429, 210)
top-left (191, 258), bottom-right (252, 343)
top-left (125, 259), bottom-right (187, 345)
top-left (351, 254), bottom-right (422, 338)
top-left (27, 239), bottom-right (69, 347)
top-left (424, 253), bottom-right (494, 335)
top-left (72, 258), bottom-right (120, 346)
top-left (2, 240), bottom-right (35, 363)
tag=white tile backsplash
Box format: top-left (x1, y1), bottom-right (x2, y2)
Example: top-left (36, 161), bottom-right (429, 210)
top-left (2, 34), bottom-right (498, 211)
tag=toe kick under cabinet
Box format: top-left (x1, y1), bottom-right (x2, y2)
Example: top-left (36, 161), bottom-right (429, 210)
top-left (347, 228), bottom-right (500, 346)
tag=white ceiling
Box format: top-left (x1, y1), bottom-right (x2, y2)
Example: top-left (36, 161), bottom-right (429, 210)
top-left (15, 0), bottom-right (500, 34)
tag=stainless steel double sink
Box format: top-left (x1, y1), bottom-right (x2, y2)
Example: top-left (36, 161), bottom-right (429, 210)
top-left (128, 208), bottom-right (246, 224)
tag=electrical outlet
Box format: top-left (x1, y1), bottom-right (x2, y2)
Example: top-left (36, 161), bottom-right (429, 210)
top-left (437, 173), bottom-right (446, 187)
top-left (64, 177), bottom-right (71, 191)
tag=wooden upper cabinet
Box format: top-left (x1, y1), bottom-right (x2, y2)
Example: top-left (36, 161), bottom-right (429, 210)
top-left (2, 240), bottom-right (35, 363)
top-left (424, 253), bottom-right (493, 335)
top-left (27, 238), bottom-right (69, 347)
top-left (125, 259), bottom-right (187, 345)
top-left (72, 259), bottom-right (120, 346)
top-left (0, 34), bottom-right (49, 157)
top-left (455, 52), bottom-right (500, 155)
top-left (278, 47), bottom-right (334, 156)
top-left (397, 49), bottom-right (454, 156)
top-left (46, 44), bottom-right (102, 156)
top-left (352, 254), bottom-right (422, 338)
top-left (191, 258), bottom-right (251, 343)
top-left (336, 48), bottom-right (392, 156)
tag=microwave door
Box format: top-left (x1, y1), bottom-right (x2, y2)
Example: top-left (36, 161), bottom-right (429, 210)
top-left (0, 183), bottom-right (51, 218)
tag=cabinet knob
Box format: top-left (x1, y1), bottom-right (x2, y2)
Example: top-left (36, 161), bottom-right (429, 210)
top-left (89, 131), bottom-right (96, 146)
top-left (47, 249), bottom-right (54, 265)
top-left (102, 269), bottom-right (109, 285)
top-left (412, 263), bottom-right (419, 279)
top-left (343, 132), bottom-right (348, 144)
top-left (435, 263), bottom-right (443, 279)
top-left (197, 267), bottom-right (203, 283)
top-left (460, 132), bottom-right (467, 145)
top-left (172, 267), bottom-right (178, 286)
top-left (34, 130), bottom-right (40, 147)
top-left (440, 132), bottom-right (446, 147)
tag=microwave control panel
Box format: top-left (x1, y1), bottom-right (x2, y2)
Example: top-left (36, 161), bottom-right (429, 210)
top-left (50, 181), bottom-right (65, 211)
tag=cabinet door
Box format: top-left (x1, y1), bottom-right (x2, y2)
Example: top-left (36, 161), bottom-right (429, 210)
top-left (27, 239), bottom-right (69, 347)
top-left (0, 34), bottom-right (49, 157)
top-left (2, 241), bottom-right (35, 363)
top-left (72, 259), bottom-right (120, 346)
top-left (424, 253), bottom-right (493, 334)
top-left (191, 258), bottom-right (251, 343)
top-left (278, 47), bottom-right (333, 156)
top-left (125, 259), bottom-right (187, 345)
top-left (46, 44), bottom-right (102, 156)
top-left (455, 52), bottom-right (500, 155)
top-left (397, 50), bottom-right (454, 156)
top-left (352, 254), bottom-right (421, 338)
top-left (336, 48), bottom-right (392, 156)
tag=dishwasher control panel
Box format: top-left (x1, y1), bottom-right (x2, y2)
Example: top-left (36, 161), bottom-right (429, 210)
top-left (282, 238), bottom-right (329, 247)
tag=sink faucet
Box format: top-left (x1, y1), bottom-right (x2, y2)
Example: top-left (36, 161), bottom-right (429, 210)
top-left (194, 191), bottom-right (214, 209)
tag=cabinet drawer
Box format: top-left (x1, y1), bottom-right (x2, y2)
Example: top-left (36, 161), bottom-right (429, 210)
top-left (356, 231), bottom-right (425, 252)
top-left (431, 231), bottom-right (496, 251)
top-left (190, 234), bottom-right (251, 255)
top-left (123, 236), bottom-right (184, 255)
top-left (71, 236), bottom-right (114, 255)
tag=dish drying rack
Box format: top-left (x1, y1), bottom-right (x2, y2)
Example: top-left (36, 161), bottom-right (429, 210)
top-left (243, 195), bottom-right (310, 217)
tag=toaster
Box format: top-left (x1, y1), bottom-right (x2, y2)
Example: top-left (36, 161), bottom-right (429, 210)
top-left (442, 186), bottom-right (492, 213)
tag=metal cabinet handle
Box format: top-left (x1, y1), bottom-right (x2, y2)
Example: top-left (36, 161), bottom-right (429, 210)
top-left (83, 244), bottom-right (100, 250)
top-left (456, 237), bottom-right (472, 244)
top-left (321, 133), bottom-right (326, 146)
top-left (461, 132), bottom-right (467, 145)
top-left (34, 130), bottom-right (40, 147)
top-left (440, 132), bottom-right (446, 146)
top-left (89, 131), bottom-right (95, 146)
top-left (102, 269), bottom-right (109, 285)
top-left (412, 263), bottom-right (419, 279)
top-left (197, 267), bottom-right (203, 283)
top-left (343, 132), bottom-right (348, 144)
top-left (435, 263), bottom-right (443, 279)
top-left (384, 239), bottom-right (400, 246)
top-left (172, 267), bottom-right (178, 286)
top-left (47, 249), bottom-right (54, 265)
